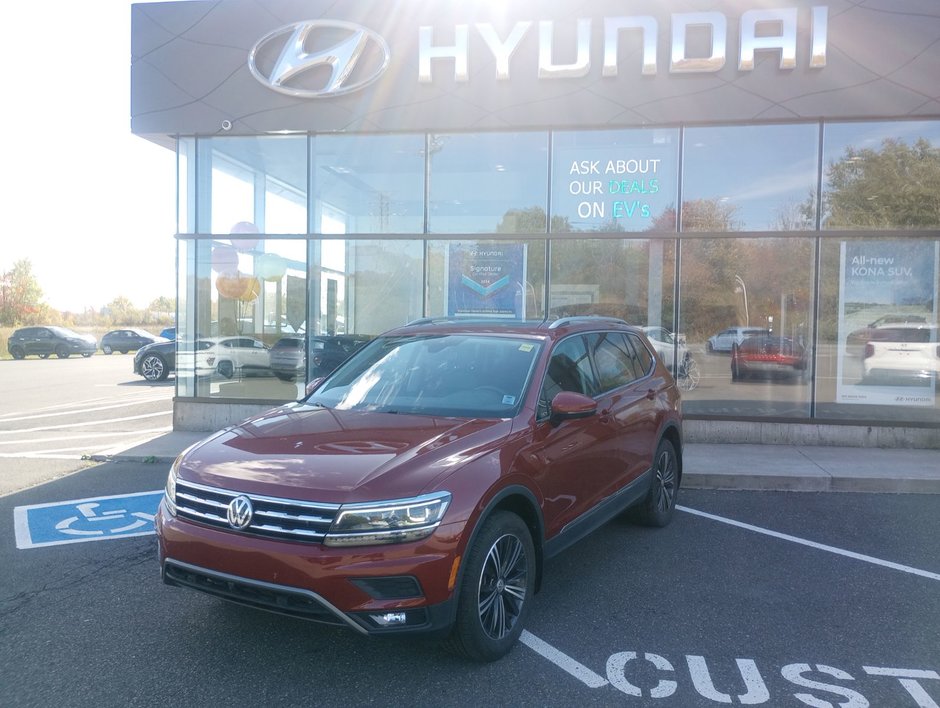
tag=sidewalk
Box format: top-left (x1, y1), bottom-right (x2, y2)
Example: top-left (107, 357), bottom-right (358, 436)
top-left (105, 431), bottom-right (940, 494)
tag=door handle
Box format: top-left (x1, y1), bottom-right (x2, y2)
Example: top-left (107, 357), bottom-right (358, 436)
top-left (646, 389), bottom-right (656, 401)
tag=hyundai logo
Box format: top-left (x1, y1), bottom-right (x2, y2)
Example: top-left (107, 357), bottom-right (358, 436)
top-left (249, 20), bottom-right (390, 98)
top-left (227, 495), bottom-right (254, 530)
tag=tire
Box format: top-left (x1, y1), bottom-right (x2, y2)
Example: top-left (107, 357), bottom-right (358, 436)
top-left (82, 353), bottom-right (92, 358)
top-left (217, 360), bottom-right (234, 379)
top-left (38, 353), bottom-right (50, 359)
top-left (633, 438), bottom-right (680, 528)
top-left (55, 345), bottom-right (70, 359)
top-left (445, 511), bottom-right (535, 662)
top-left (141, 354), bottom-right (169, 381)
top-left (102, 345), bottom-right (113, 355)
top-left (10, 346), bottom-right (26, 360)
top-left (119, 349), bottom-right (128, 355)
top-left (274, 372), bottom-right (296, 382)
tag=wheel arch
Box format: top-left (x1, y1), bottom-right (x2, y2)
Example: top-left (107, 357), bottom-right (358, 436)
top-left (458, 484), bottom-right (547, 595)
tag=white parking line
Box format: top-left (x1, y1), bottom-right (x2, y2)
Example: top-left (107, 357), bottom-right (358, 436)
top-left (0, 396), bottom-right (169, 423)
top-left (523, 505), bottom-right (940, 692)
top-left (521, 631), bottom-right (609, 687)
top-left (678, 505), bottom-right (940, 583)
top-left (0, 392), bottom-right (167, 420)
top-left (0, 429), bottom-right (172, 447)
top-left (0, 410), bottom-right (172, 434)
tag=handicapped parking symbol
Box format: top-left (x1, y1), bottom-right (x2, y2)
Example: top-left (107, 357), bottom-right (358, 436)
top-left (54, 502), bottom-right (155, 537)
top-left (14, 490), bottom-right (164, 549)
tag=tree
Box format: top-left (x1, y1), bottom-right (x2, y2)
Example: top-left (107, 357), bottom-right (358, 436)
top-left (0, 259), bottom-right (44, 326)
top-left (823, 137), bottom-right (940, 228)
top-left (103, 296), bottom-right (141, 326)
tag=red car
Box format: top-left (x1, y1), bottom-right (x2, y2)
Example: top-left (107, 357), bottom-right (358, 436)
top-left (155, 316), bottom-right (682, 661)
top-left (731, 334), bottom-right (808, 381)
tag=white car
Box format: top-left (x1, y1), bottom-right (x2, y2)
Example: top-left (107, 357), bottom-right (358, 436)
top-left (191, 337), bottom-right (271, 378)
top-left (640, 326), bottom-right (689, 373)
top-left (862, 324), bottom-right (939, 384)
top-left (707, 326), bottom-right (769, 353)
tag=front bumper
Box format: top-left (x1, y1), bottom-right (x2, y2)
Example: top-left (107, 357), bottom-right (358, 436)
top-left (155, 500), bottom-right (461, 637)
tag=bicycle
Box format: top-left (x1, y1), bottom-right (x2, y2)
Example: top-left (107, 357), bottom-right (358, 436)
top-left (676, 352), bottom-right (700, 392)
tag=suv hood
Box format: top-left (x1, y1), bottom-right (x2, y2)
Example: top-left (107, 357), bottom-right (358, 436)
top-left (178, 402), bottom-right (513, 503)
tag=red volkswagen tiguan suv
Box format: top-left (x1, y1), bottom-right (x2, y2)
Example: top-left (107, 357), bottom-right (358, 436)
top-left (155, 316), bottom-right (683, 661)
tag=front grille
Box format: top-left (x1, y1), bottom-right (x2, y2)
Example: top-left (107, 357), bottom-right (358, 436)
top-left (163, 560), bottom-right (349, 627)
top-left (175, 478), bottom-right (340, 543)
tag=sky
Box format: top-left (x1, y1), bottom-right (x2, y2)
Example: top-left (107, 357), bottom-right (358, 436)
top-left (2, 1), bottom-right (177, 312)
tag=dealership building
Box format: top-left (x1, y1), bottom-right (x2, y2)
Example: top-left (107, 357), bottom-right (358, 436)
top-left (130, 0), bottom-right (940, 447)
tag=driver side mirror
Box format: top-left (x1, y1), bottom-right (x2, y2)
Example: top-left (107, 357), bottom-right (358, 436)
top-left (550, 391), bottom-right (597, 423)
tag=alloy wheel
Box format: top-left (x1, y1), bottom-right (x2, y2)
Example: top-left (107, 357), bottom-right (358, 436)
top-left (653, 446), bottom-right (677, 513)
top-left (477, 533), bottom-right (529, 641)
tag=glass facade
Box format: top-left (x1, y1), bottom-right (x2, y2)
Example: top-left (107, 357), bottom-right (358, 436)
top-left (176, 121), bottom-right (940, 426)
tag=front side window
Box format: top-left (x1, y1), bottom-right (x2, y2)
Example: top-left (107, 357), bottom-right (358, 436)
top-left (539, 335), bottom-right (598, 417)
top-left (311, 334), bottom-right (542, 418)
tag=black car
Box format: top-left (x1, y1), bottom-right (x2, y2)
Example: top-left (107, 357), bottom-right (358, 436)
top-left (134, 340), bottom-right (176, 381)
top-left (7, 326), bottom-right (97, 359)
top-left (101, 328), bottom-right (166, 355)
top-left (269, 334), bottom-right (371, 382)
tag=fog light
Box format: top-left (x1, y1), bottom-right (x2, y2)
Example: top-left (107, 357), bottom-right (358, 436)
top-left (370, 612), bottom-right (407, 627)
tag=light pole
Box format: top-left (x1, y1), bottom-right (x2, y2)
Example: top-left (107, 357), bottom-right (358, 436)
top-left (734, 274), bottom-right (749, 326)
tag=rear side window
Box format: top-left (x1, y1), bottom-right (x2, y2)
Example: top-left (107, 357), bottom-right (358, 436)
top-left (589, 332), bottom-right (639, 392)
top-left (627, 334), bottom-right (654, 376)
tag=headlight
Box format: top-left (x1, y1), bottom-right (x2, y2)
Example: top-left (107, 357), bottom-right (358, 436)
top-left (324, 492), bottom-right (451, 547)
top-left (164, 461), bottom-right (179, 516)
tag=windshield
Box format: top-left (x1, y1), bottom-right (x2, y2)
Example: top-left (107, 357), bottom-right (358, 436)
top-left (308, 334), bottom-right (543, 418)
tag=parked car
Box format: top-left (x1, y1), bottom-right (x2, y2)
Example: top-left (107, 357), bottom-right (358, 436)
top-left (269, 334), bottom-right (372, 382)
top-left (134, 340), bottom-right (176, 381)
top-left (155, 316), bottom-right (682, 662)
top-left (639, 326), bottom-right (688, 374)
top-left (193, 336), bottom-right (271, 378)
top-left (862, 324), bottom-right (939, 385)
top-left (159, 326), bottom-right (176, 340)
top-left (846, 313), bottom-right (928, 346)
top-left (707, 326), bottom-right (769, 353)
top-left (731, 334), bottom-right (808, 381)
top-left (101, 328), bottom-right (166, 355)
top-left (7, 326), bottom-right (97, 359)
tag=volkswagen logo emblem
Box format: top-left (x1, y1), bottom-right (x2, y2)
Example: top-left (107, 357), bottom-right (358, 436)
top-left (248, 20), bottom-right (390, 98)
top-left (227, 495), bottom-right (254, 530)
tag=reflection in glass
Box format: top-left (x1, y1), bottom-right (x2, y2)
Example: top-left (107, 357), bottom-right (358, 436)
top-left (427, 240), bottom-right (546, 319)
top-left (185, 238), bottom-right (306, 401)
top-left (311, 134), bottom-right (425, 234)
top-left (682, 124), bottom-right (819, 232)
top-left (428, 133), bottom-right (549, 233)
top-left (821, 121), bottom-right (940, 230)
top-left (548, 237), bottom-right (675, 330)
top-left (679, 237), bottom-right (815, 417)
top-left (551, 129), bottom-right (679, 233)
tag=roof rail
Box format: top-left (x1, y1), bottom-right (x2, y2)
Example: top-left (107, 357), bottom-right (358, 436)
top-left (547, 316), bottom-right (630, 330)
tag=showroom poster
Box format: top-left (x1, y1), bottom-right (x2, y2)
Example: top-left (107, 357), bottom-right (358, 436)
top-left (446, 243), bottom-right (526, 318)
top-left (836, 240), bottom-right (939, 406)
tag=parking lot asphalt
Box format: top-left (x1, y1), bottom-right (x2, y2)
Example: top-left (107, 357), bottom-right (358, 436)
top-left (100, 431), bottom-right (940, 495)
